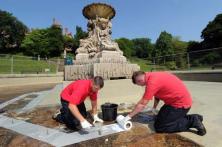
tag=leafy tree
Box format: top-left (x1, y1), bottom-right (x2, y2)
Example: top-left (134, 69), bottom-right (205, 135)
top-left (200, 52), bottom-right (221, 64)
top-left (132, 38), bottom-right (154, 58)
top-left (73, 26), bottom-right (88, 51)
top-left (64, 35), bottom-right (75, 51)
top-left (0, 10), bottom-right (28, 53)
top-left (187, 41), bottom-right (202, 52)
top-left (155, 31), bottom-right (174, 58)
top-left (187, 40), bottom-right (222, 66)
top-left (201, 13), bottom-right (222, 49)
top-left (21, 29), bottom-right (49, 56)
top-left (21, 25), bottom-right (64, 57)
top-left (115, 38), bottom-right (134, 57)
top-left (47, 25), bottom-right (64, 57)
top-left (172, 36), bottom-right (188, 68)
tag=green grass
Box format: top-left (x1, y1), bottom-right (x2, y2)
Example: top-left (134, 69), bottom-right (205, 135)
top-left (128, 57), bottom-right (220, 71)
top-left (128, 57), bottom-right (167, 71)
top-left (0, 56), bottom-right (57, 74)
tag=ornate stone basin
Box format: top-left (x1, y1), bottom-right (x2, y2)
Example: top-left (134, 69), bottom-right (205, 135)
top-left (83, 3), bottom-right (115, 20)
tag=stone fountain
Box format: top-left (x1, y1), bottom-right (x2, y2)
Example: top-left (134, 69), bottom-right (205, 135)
top-left (65, 3), bottom-right (139, 80)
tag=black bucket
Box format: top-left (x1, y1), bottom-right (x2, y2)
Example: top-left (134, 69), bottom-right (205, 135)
top-left (101, 103), bottom-right (118, 121)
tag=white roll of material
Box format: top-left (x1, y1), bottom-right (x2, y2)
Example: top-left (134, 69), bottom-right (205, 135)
top-left (116, 115), bottom-right (132, 130)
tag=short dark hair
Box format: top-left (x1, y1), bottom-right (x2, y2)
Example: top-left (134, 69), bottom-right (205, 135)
top-left (93, 76), bottom-right (104, 88)
top-left (132, 71), bottom-right (145, 84)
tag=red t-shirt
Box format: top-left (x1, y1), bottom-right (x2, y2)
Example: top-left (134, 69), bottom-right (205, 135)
top-left (143, 72), bottom-right (192, 108)
top-left (60, 80), bottom-right (98, 105)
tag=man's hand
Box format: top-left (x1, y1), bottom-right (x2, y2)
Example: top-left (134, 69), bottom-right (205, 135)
top-left (81, 120), bottom-right (92, 129)
top-left (93, 114), bottom-right (104, 124)
top-left (128, 99), bottom-right (149, 118)
top-left (123, 115), bottom-right (131, 122)
top-left (117, 115), bottom-right (131, 123)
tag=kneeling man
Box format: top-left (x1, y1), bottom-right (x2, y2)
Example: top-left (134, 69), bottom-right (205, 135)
top-left (123, 71), bottom-right (206, 136)
top-left (54, 76), bottom-right (104, 130)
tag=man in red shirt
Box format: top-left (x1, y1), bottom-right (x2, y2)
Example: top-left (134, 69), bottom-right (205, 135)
top-left (53, 76), bottom-right (104, 130)
top-left (122, 71), bottom-right (206, 136)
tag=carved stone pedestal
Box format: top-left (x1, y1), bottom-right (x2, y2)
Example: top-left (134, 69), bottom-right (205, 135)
top-left (65, 51), bottom-right (139, 80)
top-left (64, 62), bottom-right (139, 80)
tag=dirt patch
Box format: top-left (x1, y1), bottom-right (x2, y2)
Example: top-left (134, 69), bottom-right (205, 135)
top-left (7, 106), bottom-right (61, 129)
top-left (0, 127), bottom-right (52, 147)
top-left (2, 108), bottom-right (202, 147)
top-left (71, 124), bottom-right (202, 147)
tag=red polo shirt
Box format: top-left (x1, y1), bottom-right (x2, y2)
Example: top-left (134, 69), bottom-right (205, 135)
top-left (142, 72), bottom-right (192, 108)
top-left (60, 80), bottom-right (98, 105)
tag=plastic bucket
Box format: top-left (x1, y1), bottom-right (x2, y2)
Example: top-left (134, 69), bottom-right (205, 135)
top-left (101, 103), bottom-right (118, 121)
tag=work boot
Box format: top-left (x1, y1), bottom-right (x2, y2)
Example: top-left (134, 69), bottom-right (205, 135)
top-left (195, 117), bottom-right (206, 136)
top-left (197, 114), bottom-right (203, 122)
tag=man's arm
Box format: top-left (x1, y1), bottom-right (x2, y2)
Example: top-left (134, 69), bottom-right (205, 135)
top-left (91, 99), bottom-right (104, 123)
top-left (153, 97), bottom-right (160, 109)
top-left (68, 103), bottom-right (85, 122)
top-left (91, 100), bottom-right (97, 115)
top-left (128, 98), bottom-right (150, 118)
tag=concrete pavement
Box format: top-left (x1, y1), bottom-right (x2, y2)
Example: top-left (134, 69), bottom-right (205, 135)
top-left (0, 77), bottom-right (63, 88)
top-left (37, 79), bottom-right (222, 147)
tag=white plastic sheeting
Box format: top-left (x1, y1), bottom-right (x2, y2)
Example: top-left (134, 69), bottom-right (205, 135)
top-left (16, 90), bottom-right (49, 114)
top-left (0, 115), bottom-right (125, 146)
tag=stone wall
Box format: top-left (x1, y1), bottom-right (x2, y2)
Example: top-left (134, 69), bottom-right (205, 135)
top-left (64, 63), bottom-right (139, 81)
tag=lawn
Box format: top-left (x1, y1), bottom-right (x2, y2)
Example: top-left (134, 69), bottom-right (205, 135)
top-left (0, 55), bottom-right (57, 74)
top-left (128, 57), bottom-right (167, 71)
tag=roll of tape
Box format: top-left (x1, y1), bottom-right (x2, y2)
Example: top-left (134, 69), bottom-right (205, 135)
top-left (116, 115), bottom-right (132, 130)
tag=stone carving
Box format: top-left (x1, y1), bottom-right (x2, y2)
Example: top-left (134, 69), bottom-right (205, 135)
top-left (65, 3), bottom-right (140, 80)
top-left (76, 16), bottom-right (122, 58)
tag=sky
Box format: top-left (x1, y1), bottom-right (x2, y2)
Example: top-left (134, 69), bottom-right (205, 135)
top-left (0, 0), bottom-right (222, 42)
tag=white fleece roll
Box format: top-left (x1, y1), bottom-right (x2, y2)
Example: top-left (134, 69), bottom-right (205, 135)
top-left (116, 115), bottom-right (132, 130)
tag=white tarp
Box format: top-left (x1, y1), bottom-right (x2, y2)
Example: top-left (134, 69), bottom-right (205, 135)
top-left (0, 115), bottom-right (125, 146)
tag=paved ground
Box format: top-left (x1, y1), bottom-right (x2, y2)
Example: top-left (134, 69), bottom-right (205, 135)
top-left (0, 78), bottom-right (221, 146)
top-left (0, 76), bottom-right (63, 103)
top-left (39, 79), bottom-right (222, 147)
top-left (0, 77), bottom-right (63, 88)
top-left (180, 81), bottom-right (222, 147)
top-left (0, 83), bottom-right (58, 103)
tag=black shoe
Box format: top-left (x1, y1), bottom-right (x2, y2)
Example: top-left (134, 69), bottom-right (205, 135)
top-left (190, 114), bottom-right (203, 122)
top-left (196, 114), bottom-right (203, 122)
top-left (196, 118), bottom-right (206, 136)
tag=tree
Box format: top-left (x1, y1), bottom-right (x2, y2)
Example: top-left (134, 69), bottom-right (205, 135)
top-left (201, 13), bottom-right (222, 49)
top-left (47, 25), bottom-right (64, 57)
top-left (115, 38), bottom-right (134, 57)
top-left (132, 38), bottom-right (154, 58)
top-left (187, 41), bottom-right (202, 52)
top-left (172, 36), bottom-right (188, 68)
top-left (0, 10), bottom-right (28, 53)
top-left (64, 35), bottom-right (75, 51)
top-left (21, 29), bottom-right (49, 56)
top-left (155, 31), bottom-right (174, 64)
top-left (155, 31), bottom-right (174, 57)
top-left (73, 26), bottom-right (88, 51)
top-left (21, 25), bottom-right (64, 57)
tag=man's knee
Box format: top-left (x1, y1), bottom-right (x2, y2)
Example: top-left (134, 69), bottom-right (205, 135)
top-left (154, 120), bottom-right (174, 133)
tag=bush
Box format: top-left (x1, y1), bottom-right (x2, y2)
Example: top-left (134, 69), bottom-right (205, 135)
top-left (165, 61), bottom-right (177, 70)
